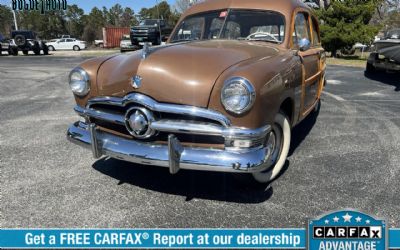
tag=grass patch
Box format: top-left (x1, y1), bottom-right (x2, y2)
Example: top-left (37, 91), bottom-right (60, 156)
top-left (327, 57), bottom-right (367, 68)
top-left (326, 51), bottom-right (370, 68)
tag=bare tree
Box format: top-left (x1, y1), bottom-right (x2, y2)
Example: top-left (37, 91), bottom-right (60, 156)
top-left (174, 0), bottom-right (203, 13)
top-left (371, 0), bottom-right (400, 31)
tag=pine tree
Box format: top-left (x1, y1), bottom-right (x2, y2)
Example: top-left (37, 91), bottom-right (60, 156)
top-left (315, 0), bottom-right (381, 57)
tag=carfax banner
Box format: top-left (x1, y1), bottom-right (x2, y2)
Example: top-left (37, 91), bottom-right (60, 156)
top-left (0, 229), bottom-right (304, 249)
top-left (0, 227), bottom-right (400, 249)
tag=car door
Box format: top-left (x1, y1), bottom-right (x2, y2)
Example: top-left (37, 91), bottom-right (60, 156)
top-left (293, 12), bottom-right (322, 117)
top-left (56, 39), bottom-right (66, 50)
top-left (66, 39), bottom-right (75, 50)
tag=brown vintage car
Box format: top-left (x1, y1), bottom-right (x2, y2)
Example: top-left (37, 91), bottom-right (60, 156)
top-left (67, 0), bottom-right (326, 184)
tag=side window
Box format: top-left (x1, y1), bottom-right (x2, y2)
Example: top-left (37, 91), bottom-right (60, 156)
top-left (311, 17), bottom-right (320, 45)
top-left (174, 17), bottom-right (204, 41)
top-left (208, 17), bottom-right (225, 39)
top-left (222, 21), bottom-right (241, 39)
top-left (66, 39), bottom-right (74, 42)
top-left (59, 39), bottom-right (66, 43)
top-left (293, 12), bottom-right (311, 48)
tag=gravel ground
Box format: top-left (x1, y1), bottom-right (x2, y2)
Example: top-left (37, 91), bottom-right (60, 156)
top-left (0, 56), bottom-right (399, 229)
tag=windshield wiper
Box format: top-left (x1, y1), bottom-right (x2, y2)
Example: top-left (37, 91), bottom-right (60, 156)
top-left (238, 38), bottom-right (281, 44)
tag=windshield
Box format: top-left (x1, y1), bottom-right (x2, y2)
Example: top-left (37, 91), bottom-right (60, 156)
top-left (171, 9), bottom-right (285, 44)
top-left (386, 29), bottom-right (400, 39)
top-left (141, 20), bottom-right (159, 26)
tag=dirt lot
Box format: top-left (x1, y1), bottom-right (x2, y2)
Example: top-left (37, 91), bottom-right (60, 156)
top-left (0, 56), bottom-right (399, 229)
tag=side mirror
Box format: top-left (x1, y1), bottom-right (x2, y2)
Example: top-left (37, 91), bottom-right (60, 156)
top-left (299, 38), bottom-right (311, 51)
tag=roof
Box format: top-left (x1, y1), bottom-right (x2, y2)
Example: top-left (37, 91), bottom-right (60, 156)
top-left (184, 0), bottom-right (310, 18)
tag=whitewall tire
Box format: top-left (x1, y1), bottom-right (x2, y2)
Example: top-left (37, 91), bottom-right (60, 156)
top-left (252, 112), bottom-right (291, 183)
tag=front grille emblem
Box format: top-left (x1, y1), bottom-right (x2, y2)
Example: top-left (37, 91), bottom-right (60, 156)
top-left (125, 107), bottom-right (155, 139)
top-left (132, 75), bottom-right (142, 89)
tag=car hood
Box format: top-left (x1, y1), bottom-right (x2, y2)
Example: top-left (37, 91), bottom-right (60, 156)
top-left (96, 40), bottom-right (280, 107)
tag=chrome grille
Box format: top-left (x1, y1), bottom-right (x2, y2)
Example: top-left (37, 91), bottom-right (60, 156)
top-left (75, 93), bottom-right (270, 148)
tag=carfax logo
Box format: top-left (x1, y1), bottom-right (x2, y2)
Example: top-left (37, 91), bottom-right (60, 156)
top-left (308, 210), bottom-right (387, 250)
top-left (12, 0), bottom-right (68, 14)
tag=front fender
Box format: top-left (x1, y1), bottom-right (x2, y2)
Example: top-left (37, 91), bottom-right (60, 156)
top-left (208, 51), bottom-right (300, 129)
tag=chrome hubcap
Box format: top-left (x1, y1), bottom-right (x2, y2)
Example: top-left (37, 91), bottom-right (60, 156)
top-left (265, 125), bottom-right (283, 166)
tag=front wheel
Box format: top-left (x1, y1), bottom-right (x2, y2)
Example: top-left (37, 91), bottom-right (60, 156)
top-left (252, 112), bottom-right (291, 184)
top-left (73, 45), bottom-right (80, 51)
top-left (366, 62), bottom-right (376, 74)
top-left (47, 45), bottom-right (55, 51)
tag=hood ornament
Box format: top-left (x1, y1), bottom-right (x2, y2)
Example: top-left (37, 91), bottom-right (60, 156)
top-left (141, 42), bottom-right (151, 59)
top-left (132, 75), bottom-right (142, 89)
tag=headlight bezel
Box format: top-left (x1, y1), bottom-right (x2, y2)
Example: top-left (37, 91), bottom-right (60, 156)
top-left (221, 77), bottom-right (256, 115)
top-left (69, 67), bottom-right (90, 97)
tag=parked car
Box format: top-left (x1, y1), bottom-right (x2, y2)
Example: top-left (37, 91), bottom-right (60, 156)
top-left (130, 19), bottom-right (173, 46)
top-left (94, 40), bottom-right (104, 48)
top-left (46, 38), bottom-right (87, 51)
top-left (0, 33), bottom-right (10, 55)
top-left (367, 29), bottom-right (400, 73)
top-left (120, 35), bottom-right (136, 53)
top-left (67, 0), bottom-right (326, 184)
top-left (9, 30), bottom-right (48, 56)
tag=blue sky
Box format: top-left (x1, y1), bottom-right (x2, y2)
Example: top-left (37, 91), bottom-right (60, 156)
top-left (67, 0), bottom-right (176, 13)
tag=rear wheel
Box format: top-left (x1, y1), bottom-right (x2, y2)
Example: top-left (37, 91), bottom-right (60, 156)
top-left (9, 48), bottom-right (18, 56)
top-left (73, 45), bottom-right (80, 51)
top-left (33, 46), bottom-right (41, 55)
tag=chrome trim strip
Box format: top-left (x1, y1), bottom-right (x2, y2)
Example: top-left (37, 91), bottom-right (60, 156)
top-left (87, 93), bottom-right (231, 127)
top-left (150, 120), bottom-right (223, 136)
top-left (67, 122), bottom-right (272, 173)
top-left (75, 105), bottom-right (125, 126)
top-left (151, 120), bottom-right (271, 139)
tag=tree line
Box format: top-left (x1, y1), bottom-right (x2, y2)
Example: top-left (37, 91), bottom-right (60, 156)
top-left (0, 1), bottom-right (182, 42)
top-left (0, 0), bottom-right (399, 56)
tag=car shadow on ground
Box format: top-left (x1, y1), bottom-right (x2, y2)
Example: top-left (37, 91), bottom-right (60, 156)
top-left (289, 108), bottom-right (319, 156)
top-left (365, 71), bottom-right (400, 92)
top-left (93, 158), bottom-right (275, 203)
top-left (92, 109), bottom-right (319, 203)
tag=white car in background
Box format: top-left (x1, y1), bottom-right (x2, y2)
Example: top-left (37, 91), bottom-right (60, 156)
top-left (46, 38), bottom-right (87, 51)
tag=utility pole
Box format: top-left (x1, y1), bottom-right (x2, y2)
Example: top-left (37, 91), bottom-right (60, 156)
top-left (10, 1), bottom-right (18, 30)
top-left (155, 0), bottom-right (162, 44)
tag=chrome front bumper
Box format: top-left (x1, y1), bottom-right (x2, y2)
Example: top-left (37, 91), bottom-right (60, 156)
top-left (67, 121), bottom-right (273, 174)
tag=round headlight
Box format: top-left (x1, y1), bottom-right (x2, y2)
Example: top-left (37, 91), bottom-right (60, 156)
top-left (69, 67), bottom-right (90, 97)
top-left (221, 77), bottom-right (256, 115)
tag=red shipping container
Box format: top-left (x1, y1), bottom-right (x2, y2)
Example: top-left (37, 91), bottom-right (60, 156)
top-left (102, 27), bottom-right (131, 48)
